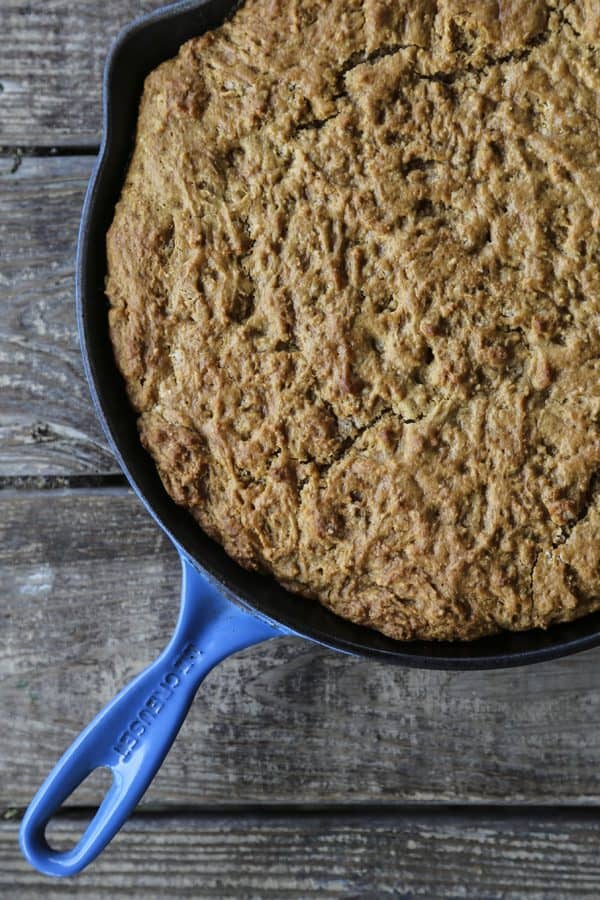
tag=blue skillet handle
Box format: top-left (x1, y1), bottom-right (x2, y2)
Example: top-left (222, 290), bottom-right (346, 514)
top-left (19, 554), bottom-right (284, 877)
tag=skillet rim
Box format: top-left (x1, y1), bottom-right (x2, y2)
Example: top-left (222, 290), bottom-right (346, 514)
top-left (75, 0), bottom-right (600, 671)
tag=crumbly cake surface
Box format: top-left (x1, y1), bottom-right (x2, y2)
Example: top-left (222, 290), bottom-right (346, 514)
top-left (107, 0), bottom-right (600, 641)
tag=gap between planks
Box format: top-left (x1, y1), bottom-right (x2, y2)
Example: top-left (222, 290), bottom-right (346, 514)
top-left (0, 474), bottom-right (129, 493)
top-left (6, 804), bottom-right (600, 824)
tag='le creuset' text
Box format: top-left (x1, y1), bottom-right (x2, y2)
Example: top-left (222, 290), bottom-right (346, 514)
top-left (112, 643), bottom-right (202, 762)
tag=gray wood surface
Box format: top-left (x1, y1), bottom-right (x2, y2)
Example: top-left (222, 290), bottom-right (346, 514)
top-left (0, 1), bottom-right (166, 146)
top-left (3, 488), bottom-right (600, 809)
top-left (2, 0), bottom-right (600, 894)
top-left (0, 155), bottom-right (117, 476)
top-left (3, 811), bottom-right (600, 898)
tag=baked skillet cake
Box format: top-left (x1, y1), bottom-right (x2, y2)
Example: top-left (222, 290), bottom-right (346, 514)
top-left (106, 0), bottom-right (600, 641)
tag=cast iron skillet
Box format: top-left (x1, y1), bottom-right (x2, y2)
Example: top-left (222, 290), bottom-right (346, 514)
top-left (19, 0), bottom-right (600, 878)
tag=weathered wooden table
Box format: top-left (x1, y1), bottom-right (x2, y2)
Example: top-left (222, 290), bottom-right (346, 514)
top-left (1, 3), bottom-right (600, 896)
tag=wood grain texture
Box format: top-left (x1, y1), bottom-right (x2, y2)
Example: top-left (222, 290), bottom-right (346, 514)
top-left (2, 0), bottom-right (598, 891)
top-left (0, 155), bottom-right (117, 475)
top-left (0, 1), bottom-right (166, 146)
top-left (4, 488), bottom-right (600, 808)
top-left (4, 811), bottom-right (600, 897)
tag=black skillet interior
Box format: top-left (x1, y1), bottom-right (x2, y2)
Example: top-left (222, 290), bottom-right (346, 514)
top-left (77, 0), bottom-right (600, 670)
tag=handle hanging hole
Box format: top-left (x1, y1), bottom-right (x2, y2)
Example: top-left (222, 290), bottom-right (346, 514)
top-left (44, 767), bottom-right (114, 852)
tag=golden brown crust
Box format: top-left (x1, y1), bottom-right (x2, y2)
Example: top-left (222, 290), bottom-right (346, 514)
top-left (107, 0), bottom-right (600, 641)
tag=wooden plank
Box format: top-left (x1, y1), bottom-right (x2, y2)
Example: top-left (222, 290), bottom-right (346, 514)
top-left (0, 154), bottom-right (118, 476)
top-left (4, 488), bottom-right (600, 808)
top-left (0, 1), bottom-right (167, 146)
top-left (4, 811), bottom-right (600, 897)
